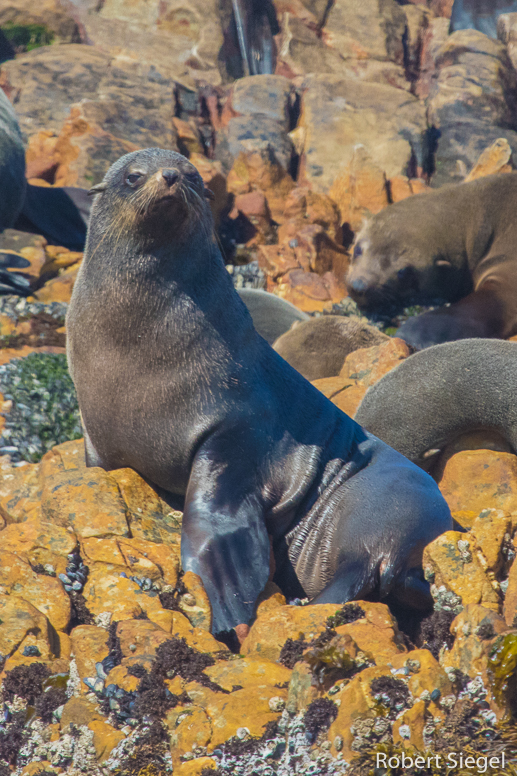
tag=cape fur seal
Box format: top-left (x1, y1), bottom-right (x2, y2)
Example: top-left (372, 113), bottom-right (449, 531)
top-left (450, 0), bottom-right (517, 38)
top-left (66, 148), bottom-right (451, 635)
top-left (0, 87), bottom-right (26, 230)
top-left (236, 287), bottom-right (309, 344)
top-left (355, 339), bottom-right (517, 467)
top-left (273, 315), bottom-right (389, 381)
top-left (346, 173), bottom-right (517, 350)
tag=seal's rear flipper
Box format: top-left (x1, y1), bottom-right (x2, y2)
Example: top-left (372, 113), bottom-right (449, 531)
top-left (309, 559), bottom-right (374, 606)
top-left (14, 184), bottom-right (90, 252)
top-left (390, 567), bottom-right (433, 611)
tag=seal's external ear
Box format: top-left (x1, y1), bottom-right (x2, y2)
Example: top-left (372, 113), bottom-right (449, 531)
top-left (204, 187), bottom-right (215, 201)
top-left (88, 182), bottom-right (107, 196)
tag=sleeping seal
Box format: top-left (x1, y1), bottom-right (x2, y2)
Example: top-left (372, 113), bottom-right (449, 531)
top-left (346, 173), bottom-right (517, 350)
top-left (66, 148), bottom-right (452, 635)
top-left (355, 339), bottom-right (517, 467)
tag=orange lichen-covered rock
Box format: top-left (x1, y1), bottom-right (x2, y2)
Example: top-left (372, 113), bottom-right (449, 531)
top-left (109, 467), bottom-right (182, 546)
top-left (41, 468), bottom-right (130, 538)
top-left (470, 508), bottom-right (513, 575)
top-left (70, 625), bottom-right (110, 694)
top-left (0, 462), bottom-right (42, 524)
top-left (423, 531), bottom-right (500, 611)
top-left (437, 450), bottom-right (517, 516)
top-left (279, 187), bottom-right (343, 244)
top-left (0, 517), bottom-right (76, 576)
top-left (441, 605), bottom-right (508, 683)
top-left (81, 563), bottom-right (165, 621)
top-left (0, 595), bottom-right (56, 666)
top-left (334, 602), bottom-right (407, 664)
top-left (241, 604), bottom-right (341, 662)
top-left (167, 706), bottom-right (212, 766)
top-left (179, 571), bottom-right (212, 632)
top-left (313, 338), bottom-right (411, 418)
top-left (185, 683), bottom-right (288, 750)
top-left (464, 138), bottom-right (513, 183)
top-left (0, 550), bottom-right (70, 631)
top-left (392, 699), bottom-right (428, 750)
top-left (204, 658), bottom-right (292, 692)
top-left (34, 263), bottom-right (81, 304)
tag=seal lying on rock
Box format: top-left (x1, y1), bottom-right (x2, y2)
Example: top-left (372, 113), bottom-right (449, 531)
top-left (450, 0), bottom-right (517, 39)
top-left (66, 148), bottom-right (452, 635)
top-left (236, 288), bottom-right (309, 345)
top-left (355, 339), bottom-right (517, 468)
top-left (272, 315), bottom-right (389, 381)
top-left (346, 173), bottom-right (517, 350)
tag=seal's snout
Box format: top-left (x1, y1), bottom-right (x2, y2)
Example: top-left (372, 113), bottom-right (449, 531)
top-left (162, 169), bottom-right (180, 187)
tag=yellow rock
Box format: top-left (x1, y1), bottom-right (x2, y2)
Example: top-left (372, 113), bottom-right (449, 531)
top-left (242, 603), bottom-right (342, 662)
top-left (197, 684), bottom-right (287, 749)
top-left (0, 550), bottom-right (70, 631)
top-left (89, 718), bottom-right (126, 761)
top-left (34, 263), bottom-right (80, 303)
top-left (0, 516), bottom-right (76, 576)
top-left (392, 699), bottom-right (428, 750)
top-left (0, 463), bottom-right (42, 523)
top-left (21, 762), bottom-right (60, 776)
top-left (464, 138), bottom-right (513, 182)
top-left (177, 757), bottom-right (218, 776)
top-left (388, 649), bottom-right (452, 703)
top-left (81, 537), bottom-right (127, 567)
top-left (334, 603), bottom-right (407, 665)
top-left (60, 696), bottom-right (102, 729)
top-left (504, 558), bottom-right (517, 627)
top-left (52, 438), bottom-right (86, 470)
top-left (441, 606), bottom-right (508, 701)
top-left (81, 563), bottom-right (165, 621)
top-left (118, 537), bottom-right (180, 587)
top-left (70, 625), bottom-right (109, 694)
top-left (327, 666), bottom-right (388, 759)
top-left (470, 508), bottom-right (512, 574)
top-left (255, 582), bottom-right (287, 616)
top-left (167, 706), bottom-right (212, 766)
top-left (117, 618), bottom-right (171, 658)
top-left (204, 658), bottom-right (292, 692)
top-left (437, 450), bottom-right (517, 515)
top-left (170, 610), bottom-right (228, 655)
top-left (41, 468), bottom-right (130, 538)
top-left (0, 595), bottom-right (56, 663)
top-left (423, 531), bottom-right (500, 611)
top-left (179, 571), bottom-right (212, 631)
top-left (110, 467), bottom-right (182, 546)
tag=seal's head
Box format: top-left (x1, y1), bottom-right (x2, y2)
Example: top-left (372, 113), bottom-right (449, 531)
top-left (346, 197), bottom-right (470, 313)
top-left (88, 148), bottom-right (215, 246)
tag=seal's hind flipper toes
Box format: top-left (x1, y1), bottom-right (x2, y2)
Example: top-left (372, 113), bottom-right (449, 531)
top-left (309, 559), bottom-right (374, 606)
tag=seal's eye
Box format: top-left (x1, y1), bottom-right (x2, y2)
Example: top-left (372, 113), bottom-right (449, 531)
top-left (126, 173), bottom-right (142, 187)
top-left (353, 243), bottom-right (363, 260)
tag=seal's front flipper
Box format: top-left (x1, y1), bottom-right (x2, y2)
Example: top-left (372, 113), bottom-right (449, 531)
top-left (181, 454), bottom-right (271, 635)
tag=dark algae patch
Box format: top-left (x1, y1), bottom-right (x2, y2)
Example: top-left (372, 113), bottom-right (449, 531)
top-left (34, 686), bottom-right (67, 723)
top-left (326, 603), bottom-right (365, 629)
top-left (2, 663), bottom-right (50, 705)
top-left (303, 698), bottom-right (338, 741)
top-left (370, 676), bottom-right (411, 713)
top-left (418, 609), bottom-right (455, 659)
top-left (279, 635), bottom-right (308, 669)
